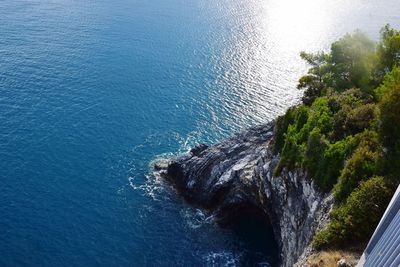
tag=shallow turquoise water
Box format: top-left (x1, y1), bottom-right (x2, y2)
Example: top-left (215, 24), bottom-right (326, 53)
top-left (0, 0), bottom-right (399, 266)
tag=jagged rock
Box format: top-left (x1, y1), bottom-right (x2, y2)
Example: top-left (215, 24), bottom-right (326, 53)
top-left (155, 121), bottom-right (333, 266)
top-left (190, 144), bottom-right (209, 156)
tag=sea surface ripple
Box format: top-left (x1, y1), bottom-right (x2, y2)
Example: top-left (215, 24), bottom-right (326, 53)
top-left (0, 0), bottom-right (399, 266)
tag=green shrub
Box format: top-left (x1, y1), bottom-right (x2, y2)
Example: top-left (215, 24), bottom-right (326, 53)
top-left (344, 103), bottom-right (376, 135)
top-left (304, 128), bottom-right (329, 182)
top-left (334, 130), bottom-right (380, 202)
top-left (308, 97), bottom-right (334, 135)
top-left (329, 89), bottom-right (374, 140)
top-left (275, 124), bottom-right (305, 172)
top-left (277, 26), bottom-right (400, 251)
top-left (274, 98), bottom-right (334, 175)
top-left (273, 106), bottom-right (308, 154)
top-left (312, 136), bottom-right (358, 191)
top-left (374, 25), bottom-right (400, 83)
top-left (378, 69), bottom-right (400, 181)
top-left (328, 88), bottom-right (373, 110)
top-left (375, 66), bottom-right (400, 99)
top-left (314, 176), bottom-right (394, 249)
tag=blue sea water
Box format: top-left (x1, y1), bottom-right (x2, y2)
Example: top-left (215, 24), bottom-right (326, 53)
top-left (1, 0), bottom-right (399, 266)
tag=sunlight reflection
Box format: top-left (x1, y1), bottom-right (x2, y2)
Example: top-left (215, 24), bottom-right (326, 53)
top-left (266, 0), bottom-right (330, 53)
top-left (202, 0), bottom-right (400, 140)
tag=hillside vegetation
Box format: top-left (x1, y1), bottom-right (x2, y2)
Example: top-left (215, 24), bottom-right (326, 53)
top-left (272, 25), bottom-right (400, 249)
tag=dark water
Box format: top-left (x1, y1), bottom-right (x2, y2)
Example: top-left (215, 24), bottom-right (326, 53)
top-left (1, 0), bottom-right (399, 266)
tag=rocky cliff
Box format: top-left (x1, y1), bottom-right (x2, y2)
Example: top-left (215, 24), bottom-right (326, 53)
top-left (155, 121), bottom-right (333, 266)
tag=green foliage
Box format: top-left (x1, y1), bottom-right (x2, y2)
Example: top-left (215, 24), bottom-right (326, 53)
top-left (375, 24), bottom-right (400, 82)
top-left (273, 106), bottom-right (309, 169)
top-left (308, 97), bottom-right (334, 135)
top-left (275, 123), bottom-right (305, 172)
top-left (375, 66), bottom-right (400, 98)
top-left (344, 103), bottom-right (376, 136)
top-left (312, 136), bottom-right (358, 191)
top-left (329, 88), bottom-right (374, 140)
top-left (298, 31), bottom-right (377, 106)
top-left (313, 176), bottom-right (394, 249)
top-left (273, 106), bottom-right (304, 154)
top-left (377, 69), bottom-right (400, 181)
top-left (304, 128), bottom-right (329, 182)
top-left (275, 25), bottom-right (400, 250)
top-left (274, 90), bottom-right (371, 191)
top-left (330, 31), bottom-right (376, 92)
top-left (274, 97), bottom-right (334, 174)
top-left (334, 131), bottom-right (380, 202)
top-left (298, 51), bottom-right (332, 105)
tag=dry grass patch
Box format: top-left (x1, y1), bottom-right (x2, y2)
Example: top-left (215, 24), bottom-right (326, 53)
top-left (307, 250), bottom-right (360, 267)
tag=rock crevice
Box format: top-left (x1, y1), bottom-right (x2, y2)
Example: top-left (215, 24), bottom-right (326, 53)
top-left (156, 121), bottom-right (333, 266)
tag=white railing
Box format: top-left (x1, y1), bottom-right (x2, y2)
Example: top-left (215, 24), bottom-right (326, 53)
top-left (357, 185), bottom-right (400, 267)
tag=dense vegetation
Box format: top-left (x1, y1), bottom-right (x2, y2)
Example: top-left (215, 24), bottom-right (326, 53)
top-left (272, 25), bottom-right (400, 249)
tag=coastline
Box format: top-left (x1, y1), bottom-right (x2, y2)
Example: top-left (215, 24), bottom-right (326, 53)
top-left (154, 120), bottom-right (335, 266)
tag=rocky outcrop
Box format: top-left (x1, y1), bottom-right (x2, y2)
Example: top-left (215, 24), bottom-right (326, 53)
top-left (155, 121), bottom-right (333, 266)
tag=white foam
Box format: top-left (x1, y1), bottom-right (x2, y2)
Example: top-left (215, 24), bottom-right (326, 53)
top-left (128, 174), bottom-right (166, 201)
top-left (180, 207), bottom-right (215, 229)
top-left (203, 251), bottom-right (241, 267)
